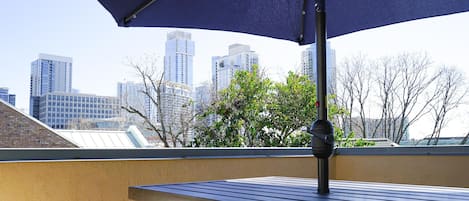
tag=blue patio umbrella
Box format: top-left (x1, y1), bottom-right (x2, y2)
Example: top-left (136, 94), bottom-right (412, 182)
top-left (97, 0), bottom-right (469, 194)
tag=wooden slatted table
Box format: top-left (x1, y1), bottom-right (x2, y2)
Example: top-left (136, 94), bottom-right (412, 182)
top-left (129, 176), bottom-right (469, 201)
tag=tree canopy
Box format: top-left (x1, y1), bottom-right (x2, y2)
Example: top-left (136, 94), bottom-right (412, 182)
top-left (193, 66), bottom-right (370, 147)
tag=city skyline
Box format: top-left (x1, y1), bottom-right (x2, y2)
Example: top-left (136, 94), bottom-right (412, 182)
top-left (1, 1), bottom-right (469, 139)
top-left (30, 53), bottom-right (73, 118)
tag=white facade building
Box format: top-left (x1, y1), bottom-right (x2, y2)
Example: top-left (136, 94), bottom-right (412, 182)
top-left (30, 53), bottom-right (73, 118)
top-left (38, 92), bottom-right (120, 129)
top-left (212, 44), bottom-right (259, 91)
top-left (164, 31), bottom-right (195, 87)
top-left (301, 42), bottom-right (337, 94)
top-left (160, 81), bottom-right (193, 143)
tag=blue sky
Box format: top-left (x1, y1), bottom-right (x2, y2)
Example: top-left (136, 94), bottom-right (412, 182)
top-left (1, 1), bottom-right (468, 139)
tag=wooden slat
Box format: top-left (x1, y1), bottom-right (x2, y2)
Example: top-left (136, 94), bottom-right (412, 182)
top-left (235, 177), bottom-right (469, 200)
top-left (130, 176), bottom-right (469, 201)
top-left (232, 177), bottom-right (469, 201)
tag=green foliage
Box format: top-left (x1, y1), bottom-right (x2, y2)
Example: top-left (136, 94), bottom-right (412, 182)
top-left (286, 131), bottom-right (311, 147)
top-left (353, 138), bottom-right (376, 147)
top-left (194, 65), bottom-right (271, 147)
top-left (334, 128), bottom-right (376, 147)
top-left (193, 67), bottom-right (375, 147)
top-left (262, 72), bottom-right (316, 146)
top-left (334, 127), bottom-right (355, 148)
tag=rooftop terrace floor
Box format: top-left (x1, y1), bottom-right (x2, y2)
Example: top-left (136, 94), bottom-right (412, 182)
top-left (130, 176), bottom-right (469, 201)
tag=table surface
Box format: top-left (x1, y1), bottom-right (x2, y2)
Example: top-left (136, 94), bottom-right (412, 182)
top-left (130, 176), bottom-right (469, 201)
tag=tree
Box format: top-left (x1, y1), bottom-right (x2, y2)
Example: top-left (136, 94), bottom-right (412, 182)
top-left (194, 65), bottom-right (271, 147)
top-left (336, 53), bottom-right (467, 144)
top-left (194, 68), bottom-right (368, 147)
top-left (374, 57), bottom-right (400, 140)
top-left (461, 132), bottom-right (469, 145)
top-left (390, 53), bottom-right (440, 143)
top-left (427, 67), bottom-right (467, 145)
top-left (264, 72), bottom-right (316, 146)
top-left (336, 55), bottom-right (372, 138)
top-left (121, 58), bottom-right (193, 147)
top-left (336, 59), bottom-right (355, 136)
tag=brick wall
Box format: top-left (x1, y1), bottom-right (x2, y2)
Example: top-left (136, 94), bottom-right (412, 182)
top-left (0, 101), bottom-right (77, 148)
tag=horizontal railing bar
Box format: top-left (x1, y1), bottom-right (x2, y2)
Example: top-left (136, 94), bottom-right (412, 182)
top-left (335, 146), bottom-right (469, 156)
top-left (0, 148), bottom-right (313, 162)
top-left (0, 146), bottom-right (467, 162)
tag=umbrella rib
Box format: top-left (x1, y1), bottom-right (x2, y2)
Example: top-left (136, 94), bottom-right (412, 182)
top-left (124, 0), bottom-right (158, 25)
top-left (298, 0), bottom-right (307, 44)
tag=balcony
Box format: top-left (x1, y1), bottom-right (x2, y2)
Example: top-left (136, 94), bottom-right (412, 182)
top-left (0, 146), bottom-right (468, 201)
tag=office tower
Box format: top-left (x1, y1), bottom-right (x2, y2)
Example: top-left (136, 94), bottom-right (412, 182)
top-left (30, 53), bottom-right (73, 118)
top-left (301, 42), bottom-right (337, 94)
top-left (164, 30), bottom-right (195, 87)
top-left (118, 81), bottom-right (145, 111)
top-left (117, 81), bottom-right (157, 123)
top-left (194, 83), bottom-right (212, 114)
top-left (0, 87), bottom-right (16, 106)
top-left (194, 82), bottom-right (216, 127)
top-left (38, 92), bottom-right (120, 129)
top-left (159, 81), bottom-right (193, 144)
top-left (212, 44), bottom-right (259, 91)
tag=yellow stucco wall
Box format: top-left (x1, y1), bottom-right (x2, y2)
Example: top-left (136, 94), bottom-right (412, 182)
top-left (0, 155), bottom-right (468, 201)
top-left (0, 156), bottom-right (316, 201)
top-left (334, 155), bottom-right (469, 188)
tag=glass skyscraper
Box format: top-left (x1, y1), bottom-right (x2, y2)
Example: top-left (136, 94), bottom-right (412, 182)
top-left (212, 44), bottom-right (259, 91)
top-left (30, 54), bottom-right (72, 118)
top-left (301, 42), bottom-right (337, 94)
top-left (117, 81), bottom-right (157, 122)
top-left (162, 31), bottom-right (195, 144)
top-left (164, 31), bottom-right (195, 87)
top-left (0, 87), bottom-right (16, 106)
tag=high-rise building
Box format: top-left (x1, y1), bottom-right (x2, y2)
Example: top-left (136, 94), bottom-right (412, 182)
top-left (0, 87), bottom-right (16, 106)
top-left (301, 42), bottom-right (336, 94)
top-left (194, 82), bottom-right (217, 127)
top-left (117, 81), bottom-right (194, 144)
top-left (38, 92), bottom-right (120, 129)
top-left (194, 83), bottom-right (212, 114)
top-left (164, 31), bottom-right (195, 87)
top-left (30, 53), bottom-right (73, 118)
top-left (117, 81), bottom-right (156, 123)
top-left (212, 44), bottom-right (259, 91)
top-left (160, 81), bottom-right (193, 143)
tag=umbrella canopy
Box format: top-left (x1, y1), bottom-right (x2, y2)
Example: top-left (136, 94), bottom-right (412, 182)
top-left (97, 0), bottom-right (469, 195)
top-left (98, 0), bottom-right (469, 45)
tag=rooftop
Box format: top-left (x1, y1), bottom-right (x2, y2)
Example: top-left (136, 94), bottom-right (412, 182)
top-left (56, 126), bottom-right (150, 148)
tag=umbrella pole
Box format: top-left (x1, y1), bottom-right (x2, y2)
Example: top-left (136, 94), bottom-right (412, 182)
top-left (314, 0), bottom-right (331, 195)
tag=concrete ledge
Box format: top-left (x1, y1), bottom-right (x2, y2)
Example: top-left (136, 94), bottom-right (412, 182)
top-left (0, 148), bottom-right (313, 161)
top-left (1, 146), bottom-right (468, 161)
top-left (335, 146), bottom-right (469, 155)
